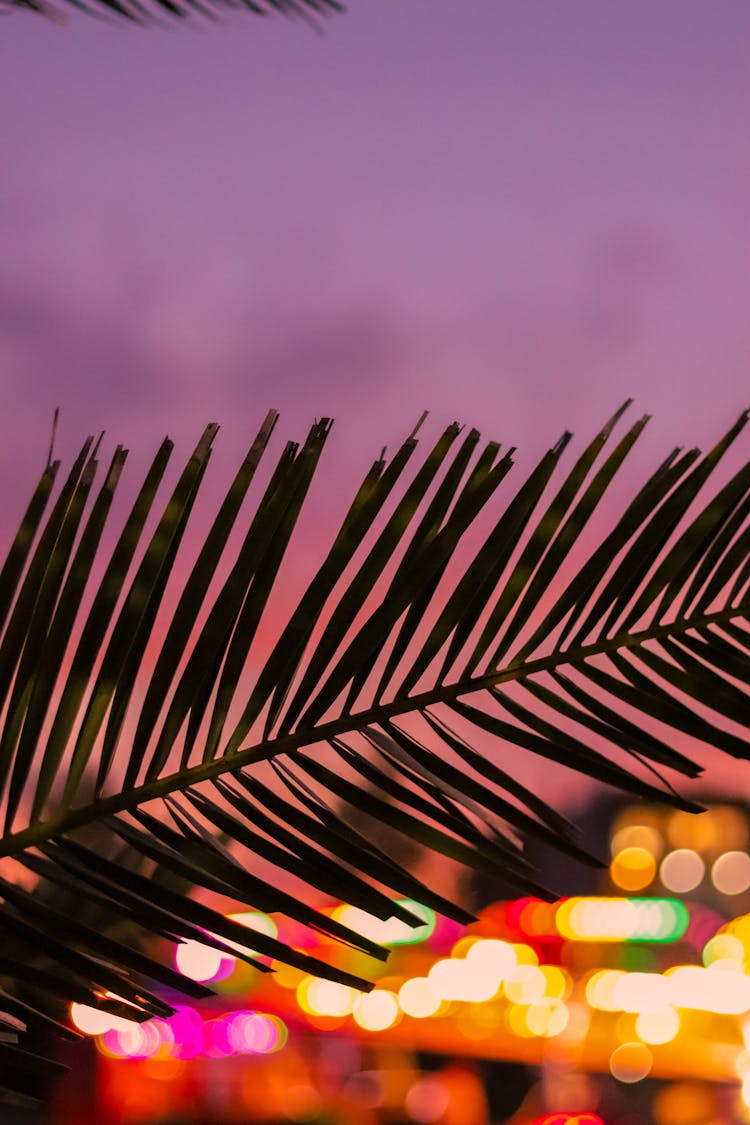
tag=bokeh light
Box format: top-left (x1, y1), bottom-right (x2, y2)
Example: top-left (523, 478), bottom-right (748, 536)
top-left (70, 1003), bottom-right (134, 1036)
top-left (609, 1041), bottom-right (653, 1083)
top-left (611, 971), bottom-right (670, 1013)
top-left (225, 911), bottom-right (278, 955)
top-left (610, 847), bottom-right (656, 891)
top-left (510, 943), bottom-right (539, 966)
top-left (226, 1011), bottom-right (284, 1053)
top-left (283, 1083), bottom-right (323, 1121)
top-left (611, 824), bottom-right (664, 859)
top-left (504, 965), bottom-right (547, 1005)
top-left (585, 970), bottom-right (627, 1012)
top-left (332, 900), bottom-right (435, 946)
top-left (297, 978), bottom-right (357, 1018)
top-left (660, 849), bottom-right (705, 893)
top-left (557, 897), bottom-right (687, 942)
top-left (174, 939), bottom-right (234, 983)
top-left (505, 1003), bottom-right (536, 1039)
top-left (427, 957), bottom-right (502, 1002)
top-left (352, 990), bottom-right (400, 1031)
top-left (163, 1006), bottom-right (205, 1060)
top-left (635, 1007), bottom-right (680, 1044)
top-left (525, 999), bottom-right (569, 1037)
top-left (398, 977), bottom-right (444, 1018)
top-left (518, 899), bottom-right (558, 937)
top-left (404, 1077), bottom-right (450, 1123)
top-left (665, 965), bottom-right (750, 1013)
top-left (539, 965), bottom-right (572, 1000)
top-left (532, 1117), bottom-right (604, 1125)
top-left (712, 852), bottom-right (750, 895)
top-left (702, 933), bottom-right (744, 967)
top-left (204, 1015), bottom-right (235, 1058)
top-left (465, 938), bottom-right (518, 975)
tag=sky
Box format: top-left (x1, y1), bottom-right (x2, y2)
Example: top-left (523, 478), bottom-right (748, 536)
top-left (1, 0), bottom-right (749, 810)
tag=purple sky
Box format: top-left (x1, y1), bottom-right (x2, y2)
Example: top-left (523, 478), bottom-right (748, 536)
top-left (2, 1), bottom-right (749, 809)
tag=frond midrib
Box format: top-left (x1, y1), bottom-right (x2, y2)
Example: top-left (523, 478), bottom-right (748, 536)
top-left (3, 596), bottom-right (746, 859)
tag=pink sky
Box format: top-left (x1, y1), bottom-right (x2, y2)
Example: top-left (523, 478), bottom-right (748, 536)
top-left (1, 1), bottom-right (749, 810)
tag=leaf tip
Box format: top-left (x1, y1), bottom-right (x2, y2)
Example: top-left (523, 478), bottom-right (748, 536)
top-left (47, 407), bottom-right (60, 469)
top-left (409, 411), bottom-right (429, 440)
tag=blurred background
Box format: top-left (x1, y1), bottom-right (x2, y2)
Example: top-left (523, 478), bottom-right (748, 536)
top-left (49, 793), bottom-right (750, 1124)
top-left (2, 0), bottom-right (749, 1121)
top-left (2, 1), bottom-right (748, 473)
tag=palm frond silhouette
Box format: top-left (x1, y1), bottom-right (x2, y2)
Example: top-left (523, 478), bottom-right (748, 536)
top-left (0, 403), bottom-right (749, 1097)
top-left (3, 0), bottom-right (341, 27)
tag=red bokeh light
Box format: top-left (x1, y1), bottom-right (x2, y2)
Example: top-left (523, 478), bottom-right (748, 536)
top-left (531, 1115), bottom-right (604, 1125)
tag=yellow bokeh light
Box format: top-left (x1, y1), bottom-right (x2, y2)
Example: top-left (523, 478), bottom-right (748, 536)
top-left (398, 977), bottom-right (443, 1019)
top-left (585, 970), bottom-right (627, 1011)
top-left (503, 965), bottom-right (547, 1005)
top-left (611, 824), bottom-right (664, 859)
top-left (332, 900), bottom-right (434, 946)
top-left (614, 1012), bottom-right (637, 1043)
top-left (539, 965), bottom-right (572, 1001)
top-left (427, 959), bottom-right (465, 1000)
top-left (510, 943), bottom-right (539, 966)
top-left (635, 1007), bottom-right (680, 1045)
top-left (727, 915), bottom-right (750, 950)
top-left (465, 938), bottom-right (518, 975)
top-left (225, 911), bottom-right (278, 953)
top-left (332, 905), bottom-right (384, 943)
top-left (612, 971), bottom-right (670, 1014)
top-left (296, 976), bottom-right (319, 1016)
top-left (352, 990), bottom-right (400, 1031)
top-left (300, 979), bottom-right (357, 1018)
top-left (666, 965), bottom-right (750, 1014)
top-left (525, 999), bottom-right (569, 1038)
top-left (427, 957), bottom-right (501, 1002)
top-left (660, 849), bottom-right (704, 893)
top-left (272, 961), bottom-right (307, 990)
top-left (451, 936), bottom-right (479, 958)
top-left (610, 1041), bottom-right (652, 1083)
top-left (610, 847), bottom-right (656, 891)
top-left (703, 934), bottom-right (745, 967)
top-left (506, 1003), bottom-right (536, 1039)
top-left (712, 852), bottom-right (750, 896)
top-left (558, 898), bottom-right (639, 941)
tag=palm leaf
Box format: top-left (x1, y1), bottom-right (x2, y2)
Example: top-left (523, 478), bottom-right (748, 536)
top-left (3, 0), bottom-right (342, 27)
top-left (0, 403), bottom-right (749, 1098)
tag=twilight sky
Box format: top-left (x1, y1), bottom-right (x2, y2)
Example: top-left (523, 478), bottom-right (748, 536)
top-left (1, 1), bottom-right (749, 808)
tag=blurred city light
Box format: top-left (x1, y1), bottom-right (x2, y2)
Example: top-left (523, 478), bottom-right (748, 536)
top-left (660, 849), bottom-right (705, 893)
top-left (610, 846), bottom-right (656, 891)
top-left (352, 990), bottom-right (400, 1031)
top-left (712, 851), bottom-right (750, 895)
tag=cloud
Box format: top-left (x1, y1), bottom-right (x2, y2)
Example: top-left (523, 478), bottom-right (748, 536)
top-left (582, 227), bottom-right (684, 353)
top-left (223, 301), bottom-right (417, 413)
top-left (0, 281), bottom-right (177, 415)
